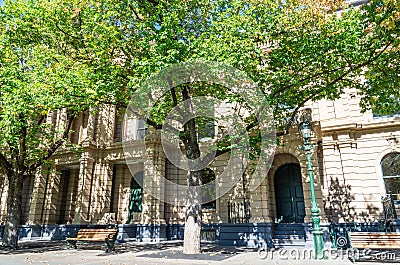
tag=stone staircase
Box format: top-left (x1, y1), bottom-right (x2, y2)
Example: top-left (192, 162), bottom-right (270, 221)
top-left (272, 223), bottom-right (307, 248)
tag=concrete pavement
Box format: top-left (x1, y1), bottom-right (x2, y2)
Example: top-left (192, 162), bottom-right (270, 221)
top-left (0, 240), bottom-right (394, 265)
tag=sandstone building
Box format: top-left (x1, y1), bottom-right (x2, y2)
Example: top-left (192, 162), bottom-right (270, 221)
top-left (0, 88), bottom-right (399, 247)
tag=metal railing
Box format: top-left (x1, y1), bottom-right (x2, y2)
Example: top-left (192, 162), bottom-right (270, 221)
top-left (382, 192), bottom-right (398, 222)
top-left (330, 193), bottom-right (398, 249)
top-left (228, 201), bottom-right (250, 223)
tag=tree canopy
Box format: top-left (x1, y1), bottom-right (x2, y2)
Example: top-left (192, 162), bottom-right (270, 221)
top-left (0, 0), bottom-right (96, 177)
top-left (15, 0), bottom-right (398, 128)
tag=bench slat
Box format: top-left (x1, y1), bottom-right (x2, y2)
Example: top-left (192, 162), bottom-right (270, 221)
top-left (78, 229), bottom-right (118, 232)
top-left (350, 233), bottom-right (400, 237)
top-left (349, 232), bottom-right (400, 250)
top-left (71, 238), bottom-right (108, 241)
top-left (352, 244), bottom-right (400, 249)
top-left (67, 229), bottom-right (118, 243)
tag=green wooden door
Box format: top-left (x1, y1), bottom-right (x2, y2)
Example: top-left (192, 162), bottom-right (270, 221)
top-left (274, 163), bottom-right (305, 223)
top-left (127, 171), bottom-right (143, 223)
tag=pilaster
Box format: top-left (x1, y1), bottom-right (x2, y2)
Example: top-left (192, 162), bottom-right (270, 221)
top-left (142, 139), bottom-right (166, 225)
top-left (73, 153), bottom-right (95, 224)
top-left (91, 160), bottom-right (113, 223)
top-left (27, 168), bottom-right (50, 224)
top-left (44, 168), bottom-right (61, 224)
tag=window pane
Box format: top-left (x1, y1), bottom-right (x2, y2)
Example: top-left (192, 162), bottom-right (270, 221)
top-left (381, 153), bottom-right (400, 177)
top-left (384, 177), bottom-right (400, 199)
top-left (114, 112), bottom-right (122, 142)
top-left (125, 118), bottom-right (136, 140)
top-left (124, 118), bottom-right (146, 141)
top-left (136, 119), bottom-right (146, 140)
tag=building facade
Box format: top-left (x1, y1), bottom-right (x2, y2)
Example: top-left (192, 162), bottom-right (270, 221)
top-left (0, 88), bottom-right (399, 247)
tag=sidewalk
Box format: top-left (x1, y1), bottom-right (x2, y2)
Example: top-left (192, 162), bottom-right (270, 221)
top-left (0, 240), bottom-right (392, 265)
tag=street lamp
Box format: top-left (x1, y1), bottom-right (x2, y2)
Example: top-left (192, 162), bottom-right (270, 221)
top-left (298, 119), bottom-right (325, 259)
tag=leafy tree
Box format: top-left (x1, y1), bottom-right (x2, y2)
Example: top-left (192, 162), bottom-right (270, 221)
top-left (358, 0), bottom-right (400, 115)
top-left (1, 0), bottom-right (399, 252)
top-left (0, 1), bottom-right (99, 247)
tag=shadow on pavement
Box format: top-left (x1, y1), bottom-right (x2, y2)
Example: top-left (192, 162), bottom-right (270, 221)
top-left (137, 244), bottom-right (251, 261)
top-left (0, 240), bottom-right (253, 262)
top-left (0, 240), bottom-right (227, 255)
top-left (0, 240), bottom-right (185, 255)
top-left (0, 240), bottom-right (67, 255)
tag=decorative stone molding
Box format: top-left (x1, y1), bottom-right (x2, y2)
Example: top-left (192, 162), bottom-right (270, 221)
top-left (387, 135), bottom-right (399, 150)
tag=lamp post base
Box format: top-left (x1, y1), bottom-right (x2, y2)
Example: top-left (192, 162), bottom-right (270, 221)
top-left (312, 229), bottom-right (326, 259)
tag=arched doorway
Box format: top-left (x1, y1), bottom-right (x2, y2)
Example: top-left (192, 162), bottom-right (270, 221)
top-left (274, 163), bottom-right (305, 223)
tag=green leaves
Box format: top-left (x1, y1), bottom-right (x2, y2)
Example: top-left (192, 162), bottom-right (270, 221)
top-left (356, 0), bottom-right (400, 116)
top-left (0, 0), bottom-right (399, 175)
top-left (0, 0), bottom-right (100, 173)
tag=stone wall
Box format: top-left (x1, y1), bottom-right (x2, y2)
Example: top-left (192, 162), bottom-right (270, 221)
top-left (0, 95), bottom-right (398, 231)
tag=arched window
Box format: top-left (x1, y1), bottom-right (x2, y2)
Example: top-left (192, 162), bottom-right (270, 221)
top-left (381, 152), bottom-right (400, 200)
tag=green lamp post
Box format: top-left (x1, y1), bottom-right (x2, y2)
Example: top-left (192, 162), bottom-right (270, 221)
top-left (298, 119), bottom-right (325, 259)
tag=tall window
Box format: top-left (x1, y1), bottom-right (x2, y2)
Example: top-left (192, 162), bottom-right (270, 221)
top-left (92, 112), bottom-right (100, 141)
top-left (125, 119), bottom-right (146, 140)
top-left (111, 165), bottom-right (144, 223)
top-left (54, 170), bottom-right (79, 224)
top-left (113, 111), bottom-right (123, 142)
top-left (202, 168), bottom-right (216, 209)
top-left (114, 113), bottom-right (146, 142)
top-left (69, 119), bottom-right (78, 144)
top-left (20, 176), bottom-right (34, 224)
top-left (381, 152), bottom-right (400, 200)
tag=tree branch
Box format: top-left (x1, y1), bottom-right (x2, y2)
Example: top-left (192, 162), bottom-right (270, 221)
top-left (129, 4), bottom-right (145, 21)
top-left (27, 111), bottom-right (76, 174)
top-left (18, 120), bottom-right (27, 171)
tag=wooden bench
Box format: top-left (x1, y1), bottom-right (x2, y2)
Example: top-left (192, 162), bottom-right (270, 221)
top-left (349, 232), bottom-right (400, 249)
top-left (348, 232), bottom-right (400, 262)
top-left (66, 228), bottom-right (118, 252)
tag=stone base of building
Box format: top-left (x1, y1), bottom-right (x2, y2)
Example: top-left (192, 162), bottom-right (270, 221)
top-left (2, 221), bottom-right (396, 249)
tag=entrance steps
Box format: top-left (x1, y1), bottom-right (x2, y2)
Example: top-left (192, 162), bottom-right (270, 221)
top-left (272, 223), bottom-right (307, 248)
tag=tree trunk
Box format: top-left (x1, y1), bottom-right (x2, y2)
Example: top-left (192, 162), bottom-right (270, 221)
top-left (184, 170), bottom-right (202, 254)
top-left (2, 175), bottom-right (23, 248)
top-left (181, 85), bottom-right (203, 254)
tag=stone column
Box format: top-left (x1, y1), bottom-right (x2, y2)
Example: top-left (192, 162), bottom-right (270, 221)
top-left (139, 136), bottom-right (167, 241)
top-left (43, 168), bottom-right (61, 224)
top-left (249, 177), bottom-right (272, 223)
top-left (91, 160), bottom-right (113, 223)
top-left (73, 153), bottom-right (95, 224)
top-left (89, 105), bottom-right (115, 148)
top-left (27, 168), bottom-right (51, 224)
top-left (142, 141), bottom-right (166, 224)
